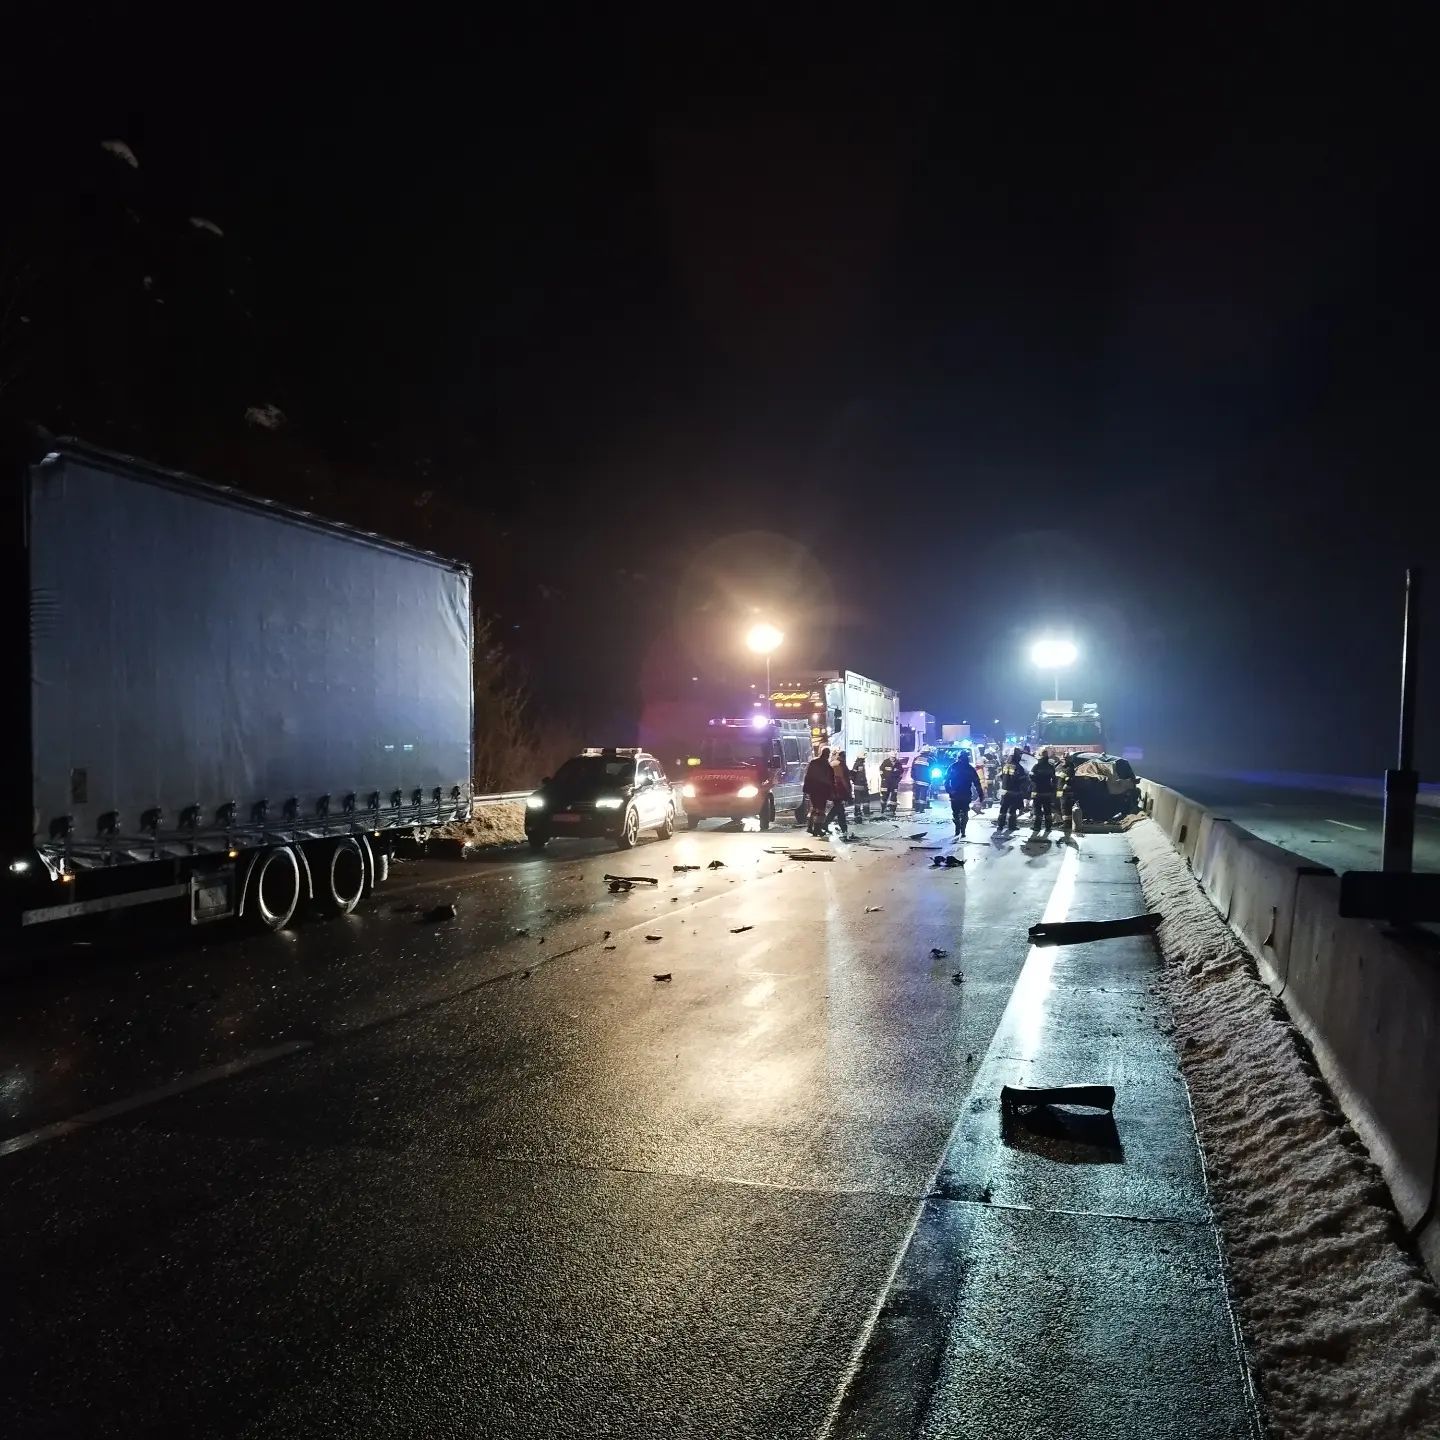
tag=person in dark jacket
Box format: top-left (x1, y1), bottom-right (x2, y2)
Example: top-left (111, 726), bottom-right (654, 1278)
top-left (944, 750), bottom-right (985, 838)
top-left (803, 747), bottom-right (833, 836)
top-left (850, 752), bottom-right (871, 822)
top-left (878, 753), bottom-right (902, 815)
top-left (826, 750), bottom-right (853, 838)
top-left (998, 748), bottom-right (1029, 831)
top-left (1030, 748), bottom-right (1058, 832)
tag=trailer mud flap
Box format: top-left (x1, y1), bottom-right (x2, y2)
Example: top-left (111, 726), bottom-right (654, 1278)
top-left (190, 871), bottom-right (236, 924)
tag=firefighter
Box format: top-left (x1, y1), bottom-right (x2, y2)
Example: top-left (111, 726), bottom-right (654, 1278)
top-left (1059, 752), bottom-right (1081, 834)
top-left (850, 751), bottom-right (871, 822)
top-left (998, 748), bottom-right (1029, 831)
top-left (827, 749), bottom-right (853, 838)
top-left (911, 751), bottom-right (932, 811)
top-left (879, 753), bottom-right (902, 815)
top-left (944, 748), bottom-right (985, 839)
top-left (1030, 748), bottom-right (1058, 832)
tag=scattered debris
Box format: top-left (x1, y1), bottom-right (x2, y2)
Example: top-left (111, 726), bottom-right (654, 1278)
top-left (645, 934), bottom-right (663, 942)
top-left (653, 972), bottom-right (672, 982)
top-left (952, 972), bottom-right (965, 985)
top-left (1028, 913), bottom-right (1161, 945)
top-left (537, 936), bottom-right (546, 944)
top-left (602, 930), bottom-right (611, 940)
top-left (608, 879), bottom-right (634, 892)
top-left (520, 969), bottom-right (531, 979)
top-left (864, 906), bottom-right (884, 913)
top-left (673, 864), bottom-right (700, 872)
top-left (966, 1052), bottom-right (975, 1062)
top-left (1000, 1083), bottom-right (1116, 1113)
top-left (604, 872), bottom-right (659, 886)
top-left (930, 947), bottom-right (949, 959)
top-left (189, 215), bottom-right (225, 238)
top-left (707, 860), bottom-right (726, 870)
top-left (909, 845), bottom-right (942, 852)
top-left (422, 902), bottom-right (457, 922)
top-left (602, 945), bottom-right (616, 951)
top-left (729, 925), bottom-right (754, 934)
top-left (1124, 856), bottom-right (1139, 864)
top-left (908, 832), bottom-right (926, 841)
top-left (783, 849), bottom-right (836, 862)
top-left (931, 855), bottom-right (964, 869)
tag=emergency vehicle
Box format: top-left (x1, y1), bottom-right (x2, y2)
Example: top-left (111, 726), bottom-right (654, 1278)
top-left (675, 716), bottom-right (812, 831)
top-left (1032, 701), bottom-right (1105, 758)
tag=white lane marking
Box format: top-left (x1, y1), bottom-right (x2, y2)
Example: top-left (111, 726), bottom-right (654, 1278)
top-left (1324, 819), bottom-right (1366, 831)
top-left (816, 845), bottom-right (1080, 1439)
top-left (0, 1041), bottom-right (312, 1160)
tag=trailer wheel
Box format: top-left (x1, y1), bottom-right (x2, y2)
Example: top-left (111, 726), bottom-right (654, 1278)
top-left (319, 837), bottom-right (366, 915)
top-left (249, 845), bottom-right (301, 931)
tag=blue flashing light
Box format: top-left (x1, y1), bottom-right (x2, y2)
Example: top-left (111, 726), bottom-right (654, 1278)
top-left (930, 766), bottom-right (943, 779)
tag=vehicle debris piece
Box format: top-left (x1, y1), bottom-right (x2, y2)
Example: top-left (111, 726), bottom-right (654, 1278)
top-left (673, 864), bottom-right (700, 872)
top-left (952, 972), bottom-right (965, 985)
top-left (707, 860), bottom-right (725, 870)
top-left (729, 925), bottom-right (754, 934)
top-left (930, 947), bottom-right (949, 959)
top-left (1001, 1083), bottom-right (1115, 1113)
top-left (604, 872), bottom-right (658, 886)
top-left (1027, 914), bottom-right (1161, 945)
top-left (931, 855), bottom-right (964, 869)
top-left (864, 905), bottom-right (883, 913)
top-left (908, 832), bottom-right (926, 841)
top-left (422, 902), bottom-right (457, 922)
top-left (608, 879), bottom-right (634, 892)
top-left (514, 926), bottom-right (530, 937)
top-left (786, 850), bottom-right (836, 862)
top-left (602, 944), bottom-right (616, 951)
top-left (653, 972), bottom-right (672, 982)
top-left (910, 845), bottom-right (941, 852)
top-left (603, 930), bottom-right (611, 940)
top-left (645, 934), bottom-right (663, 942)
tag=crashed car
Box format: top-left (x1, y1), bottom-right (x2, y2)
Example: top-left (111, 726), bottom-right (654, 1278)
top-left (1066, 754), bottom-right (1140, 823)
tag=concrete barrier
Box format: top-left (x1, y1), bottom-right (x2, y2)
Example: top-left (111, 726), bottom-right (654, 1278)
top-left (1140, 775), bottom-right (1440, 1280)
top-left (1284, 873), bottom-right (1440, 1237)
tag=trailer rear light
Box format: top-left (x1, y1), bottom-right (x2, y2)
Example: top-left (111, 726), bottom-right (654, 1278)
top-left (60, 872), bottom-right (75, 884)
top-left (227, 849), bottom-right (239, 859)
top-left (8, 859), bottom-right (29, 874)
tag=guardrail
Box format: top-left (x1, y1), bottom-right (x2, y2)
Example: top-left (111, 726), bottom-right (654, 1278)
top-left (471, 791), bottom-right (531, 807)
top-left (1140, 777), bottom-right (1440, 1282)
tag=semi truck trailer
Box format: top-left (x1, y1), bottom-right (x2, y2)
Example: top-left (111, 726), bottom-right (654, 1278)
top-left (2, 438), bottom-right (474, 931)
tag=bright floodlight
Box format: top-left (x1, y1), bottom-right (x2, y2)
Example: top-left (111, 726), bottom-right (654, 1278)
top-left (745, 622), bottom-right (783, 655)
top-left (1029, 638), bottom-right (1077, 669)
top-left (749, 712), bottom-right (770, 729)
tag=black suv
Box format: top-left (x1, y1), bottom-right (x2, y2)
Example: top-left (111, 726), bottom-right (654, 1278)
top-left (524, 749), bottom-right (677, 851)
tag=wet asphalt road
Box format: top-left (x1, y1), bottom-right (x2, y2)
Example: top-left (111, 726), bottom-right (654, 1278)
top-left (0, 809), bottom-right (1256, 1438)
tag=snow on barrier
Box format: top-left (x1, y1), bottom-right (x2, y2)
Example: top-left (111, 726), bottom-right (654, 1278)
top-left (1139, 777), bottom-right (1440, 1279)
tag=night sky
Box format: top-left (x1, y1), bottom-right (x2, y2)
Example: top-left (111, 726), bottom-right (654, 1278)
top-left (3, 7), bottom-right (1431, 772)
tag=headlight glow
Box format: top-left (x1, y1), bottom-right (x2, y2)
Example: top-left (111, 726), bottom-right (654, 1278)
top-left (736, 784), bottom-right (759, 799)
top-left (525, 795), bottom-right (546, 810)
top-left (681, 783), bottom-right (696, 798)
top-left (9, 859), bottom-right (30, 874)
top-left (594, 797), bottom-right (624, 810)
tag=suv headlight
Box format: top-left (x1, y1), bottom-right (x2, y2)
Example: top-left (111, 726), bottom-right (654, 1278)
top-left (594, 797), bottom-right (624, 810)
top-left (525, 795), bottom-right (546, 810)
top-left (736, 784), bottom-right (759, 799)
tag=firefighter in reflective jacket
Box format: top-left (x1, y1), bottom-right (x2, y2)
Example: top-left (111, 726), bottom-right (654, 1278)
top-left (998, 748), bottom-right (1029, 831)
top-left (1030, 749), bottom-right (1058, 832)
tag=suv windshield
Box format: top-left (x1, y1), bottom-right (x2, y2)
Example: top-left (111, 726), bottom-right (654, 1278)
top-left (1037, 716), bottom-right (1103, 746)
top-left (551, 756), bottom-right (635, 789)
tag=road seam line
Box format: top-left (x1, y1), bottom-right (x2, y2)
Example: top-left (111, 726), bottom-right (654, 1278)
top-left (0, 1041), bottom-right (313, 1158)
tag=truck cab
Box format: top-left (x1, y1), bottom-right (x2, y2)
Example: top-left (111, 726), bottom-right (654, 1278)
top-left (1033, 701), bottom-right (1105, 758)
top-left (676, 717), bottom-right (810, 831)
